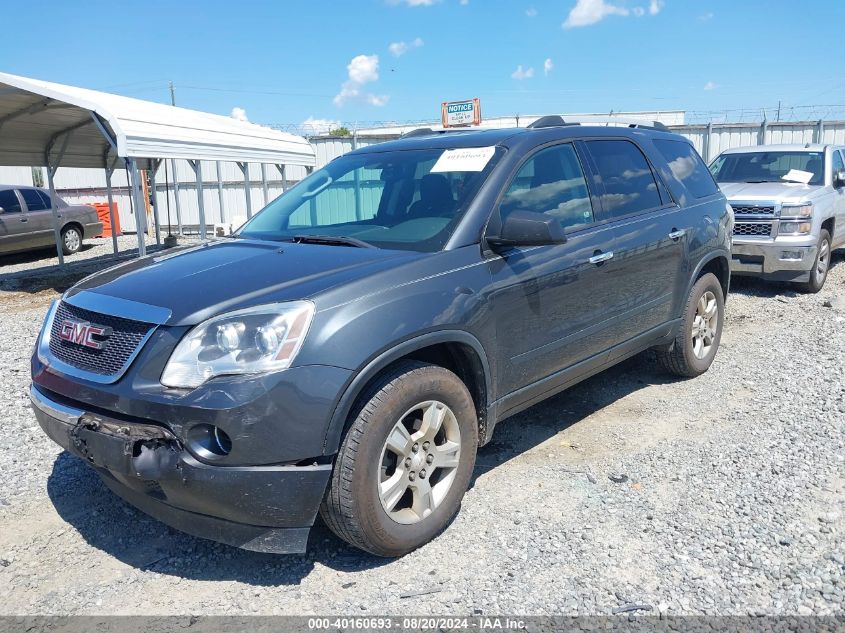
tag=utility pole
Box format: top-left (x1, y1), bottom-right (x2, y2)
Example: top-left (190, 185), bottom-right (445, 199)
top-left (166, 81), bottom-right (182, 244)
top-left (776, 100), bottom-right (782, 123)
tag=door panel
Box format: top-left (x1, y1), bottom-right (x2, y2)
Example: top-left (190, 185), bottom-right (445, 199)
top-left (19, 188), bottom-right (56, 248)
top-left (832, 151), bottom-right (845, 246)
top-left (0, 189), bottom-right (30, 253)
top-left (486, 227), bottom-right (619, 397)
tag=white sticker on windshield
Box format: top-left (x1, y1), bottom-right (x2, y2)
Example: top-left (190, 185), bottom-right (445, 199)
top-left (431, 146), bottom-right (496, 173)
top-left (781, 169), bottom-right (813, 185)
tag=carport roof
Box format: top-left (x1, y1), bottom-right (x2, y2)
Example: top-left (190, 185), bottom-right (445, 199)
top-left (0, 71), bottom-right (315, 169)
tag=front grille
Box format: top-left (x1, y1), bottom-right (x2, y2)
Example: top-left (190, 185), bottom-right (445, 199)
top-left (733, 222), bottom-right (773, 237)
top-left (48, 301), bottom-right (153, 376)
top-left (731, 205), bottom-right (775, 216)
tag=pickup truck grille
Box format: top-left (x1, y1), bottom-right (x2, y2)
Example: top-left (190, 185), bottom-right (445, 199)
top-left (733, 222), bottom-right (774, 238)
top-left (731, 205), bottom-right (775, 216)
top-left (49, 301), bottom-right (154, 377)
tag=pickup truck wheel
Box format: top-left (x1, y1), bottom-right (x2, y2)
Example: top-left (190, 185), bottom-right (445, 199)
top-left (795, 229), bottom-right (831, 294)
top-left (656, 272), bottom-right (724, 378)
top-left (320, 360), bottom-right (478, 557)
top-left (61, 225), bottom-right (82, 255)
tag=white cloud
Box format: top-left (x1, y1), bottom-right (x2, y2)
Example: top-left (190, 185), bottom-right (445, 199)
top-left (230, 107), bottom-right (248, 122)
top-left (544, 58), bottom-right (553, 76)
top-left (564, 0), bottom-right (629, 28)
top-left (511, 65), bottom-right (535, 80)
top-left (388, 37), bottom-right (424, 57)
top-left (387, 0), bottom-right (439, 5)
top-left (460, 0), bottom-right (469, 4)
top-left (526, 6), bottom-right (538, 16)
top-left (698, 11), bottom-right (713, 20)
top-left (563, 0), bottom-right (663, 28)
top-left (301, 116), bottom-right (341, 135)
top-left (704, 81), bottom-right (718, 91)
top-left (335, 54), bottom-right (389, 107)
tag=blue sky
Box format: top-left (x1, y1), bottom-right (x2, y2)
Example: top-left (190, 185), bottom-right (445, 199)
top-left (2, 0), bottom-right (843, 131)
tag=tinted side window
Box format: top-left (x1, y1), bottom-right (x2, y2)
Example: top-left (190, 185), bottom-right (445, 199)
top-left (832, 150), bottom-right (844, 174)
top-left (0, 190), bottom-right (22, 213)
top-left (654, 139), bottom-right (719, 198)
top-left (19, 188), bottom-right (48, 211)
top-left (586, 140), bottom-right (663, 218)
top-left (500, 143), bottom-right (594, 231)
top-left (37, 190), bottom-right (55, 209)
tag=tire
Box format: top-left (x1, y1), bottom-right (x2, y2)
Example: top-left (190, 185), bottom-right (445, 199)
top-left (320, 360), bottom-right (478, 557)
top-left (656, 272), bottom-right (724, 378)
top-left (61, 225), bottom-right (82, 255)
top-left (795, 229), bottom-right (831, 294)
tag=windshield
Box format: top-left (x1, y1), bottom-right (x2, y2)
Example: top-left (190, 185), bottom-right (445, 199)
top-left (709, 151), bottom-right (824, 186)
top-left (237, 146), bottom-right (503, 252)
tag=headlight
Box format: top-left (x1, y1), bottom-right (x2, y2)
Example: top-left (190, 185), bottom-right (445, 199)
top-left (781, 203), bottom-right (813, 218)
top-left (161, 301), bottom-right (315, 389)
top-left (779, 221), bottom-right (812, 235)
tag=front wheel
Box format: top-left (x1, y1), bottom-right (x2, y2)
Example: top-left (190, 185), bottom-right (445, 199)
top-left (320, 361), bottom-right (478, 557)
top-left (795, 229), bottom-right (831, 294)
top-left (656, 272), bottom-right (725, 377)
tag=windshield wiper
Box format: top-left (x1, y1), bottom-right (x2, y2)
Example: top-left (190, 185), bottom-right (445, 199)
top-left (291, 234), bottom-right (375, 248)
top-left (744, 180), bottom-right (774, 183)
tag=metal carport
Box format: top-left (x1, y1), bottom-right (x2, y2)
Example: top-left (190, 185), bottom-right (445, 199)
top-left (0, 71), bottom-right (315, 264)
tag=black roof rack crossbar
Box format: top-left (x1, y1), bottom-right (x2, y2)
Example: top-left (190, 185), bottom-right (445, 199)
top-left (526, 116), bottom-right (671, 133)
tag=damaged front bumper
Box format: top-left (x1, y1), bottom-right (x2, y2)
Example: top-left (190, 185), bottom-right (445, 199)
top-left (30, 384), bottom-right (331, 554)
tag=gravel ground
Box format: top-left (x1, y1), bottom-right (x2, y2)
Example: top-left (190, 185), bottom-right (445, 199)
top-left (0, 251), bottom-right (843, 617)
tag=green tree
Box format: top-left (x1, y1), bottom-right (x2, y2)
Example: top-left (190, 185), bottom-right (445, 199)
top-left (329, 127), bottom-right (351, 137)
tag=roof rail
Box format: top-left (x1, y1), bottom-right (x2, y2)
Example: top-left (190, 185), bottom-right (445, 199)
top-left (401, 127), bottom-right (436, 138)
top-left (527, 115), bottom-right (569, 129)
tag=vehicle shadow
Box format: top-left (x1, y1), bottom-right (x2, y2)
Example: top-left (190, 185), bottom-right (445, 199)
top-left (46, 351), bottom-right (674, 585)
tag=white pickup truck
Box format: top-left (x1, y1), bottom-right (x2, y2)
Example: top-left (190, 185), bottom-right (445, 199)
top-left (710, 144), bottom-right (845, 292)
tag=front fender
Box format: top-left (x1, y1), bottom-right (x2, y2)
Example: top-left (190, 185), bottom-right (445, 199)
top-left (321, 329), bottom-right (492, 455)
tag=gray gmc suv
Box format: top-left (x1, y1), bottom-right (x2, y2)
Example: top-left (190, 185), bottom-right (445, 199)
top-left (30, 119), bottom-right (732, 557)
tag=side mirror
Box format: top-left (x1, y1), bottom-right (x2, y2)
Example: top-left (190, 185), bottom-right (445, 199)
top-left (834, 169), bottom-right (845, 188)
top-left (0, 206), bottom-right (5, 214)
top-left (487, 210), bottom-right (567, 251)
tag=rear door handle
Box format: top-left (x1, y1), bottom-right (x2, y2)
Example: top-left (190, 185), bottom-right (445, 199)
top-left (589, 251), bottom-right (614, 265)
top-left (668, 229), bottom-right (686, 240)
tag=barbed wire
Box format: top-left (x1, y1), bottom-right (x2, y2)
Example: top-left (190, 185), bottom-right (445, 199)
top-left (269, 105), bottom-right (845, 137)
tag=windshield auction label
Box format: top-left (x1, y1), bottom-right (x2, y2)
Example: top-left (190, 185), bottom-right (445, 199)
top-left (431, 146), bottom-right (496, 173)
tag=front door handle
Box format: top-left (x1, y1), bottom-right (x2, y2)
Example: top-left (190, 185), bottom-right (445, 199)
top-left (19, 217), bottom-right (28, 223)
top-left (589, 251), bottom-right (614, 265)
top-left (668, 228), bottom-right (686, 240)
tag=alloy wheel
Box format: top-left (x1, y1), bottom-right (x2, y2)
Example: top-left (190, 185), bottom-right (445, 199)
top-left (378, 400), bottom-right (461, 525)
top-left (691, 290), bottom-right (718, 360)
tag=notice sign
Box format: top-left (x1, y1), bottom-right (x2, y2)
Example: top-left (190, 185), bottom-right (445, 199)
top-left (442, 98), bottom-right (482, 128)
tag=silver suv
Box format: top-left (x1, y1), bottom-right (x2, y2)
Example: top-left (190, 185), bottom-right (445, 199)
top-left (0, 185), bottom-right (103, 256)
top-left (710, 144), bottom-right (845, 292)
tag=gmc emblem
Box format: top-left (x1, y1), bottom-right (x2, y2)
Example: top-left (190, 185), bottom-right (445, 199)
top-left (59, 318), bottom-right (113, 350)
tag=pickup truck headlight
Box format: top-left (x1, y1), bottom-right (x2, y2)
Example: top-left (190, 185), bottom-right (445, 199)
top-left (779, 221), bottom-right (812, 235)
top-left (781, 203), bottom-right (813, 218)
top-left (161, 301), bottom-right (315, 389)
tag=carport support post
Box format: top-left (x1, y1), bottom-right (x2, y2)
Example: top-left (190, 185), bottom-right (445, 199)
top-left (190, 160), bottom-right (207, 241)
top-left (149, 160), bottom-right (162, 247)
top-left (704, 122), bottom-right (714, 163)
top-left (128, 159), bottom-right (147, 257)
top-left (45, 165), bottom-right (64, 266)
top-left (815, 119), bottom-right (825, 144)
top-left (104, 163), bottom-right (119, 256)
top-left (216, 161), bottom-right (225, 224)
top-left (172, 159), bottom-right (183, 236)
top-left (237, 162), bottom-right (253, 219)
top-left (278, 164), bottom-right (287, 192)
top-left (260, 163), bottom-right (269, 205)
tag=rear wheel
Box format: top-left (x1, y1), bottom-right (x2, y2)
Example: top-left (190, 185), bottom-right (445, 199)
top-left (61, 225), bottom-right (82, 255)
top-left (656, 272), bottom-right (724, 377)
top-left (320, 361), bottom-right (478, 557)
top-left (795, 229), bottom-right (831, 294)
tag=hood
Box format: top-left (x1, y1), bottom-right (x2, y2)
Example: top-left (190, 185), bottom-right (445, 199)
top-left (66, 239), bottom-right (421, 326)
top-left (718, 181), bottom-right (825, 204)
